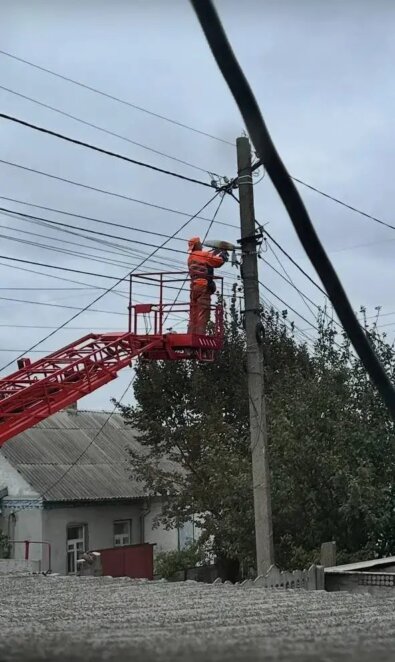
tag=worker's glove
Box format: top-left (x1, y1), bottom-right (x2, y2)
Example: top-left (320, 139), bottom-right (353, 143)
top-left (220, 250), bottom-right (229, 262)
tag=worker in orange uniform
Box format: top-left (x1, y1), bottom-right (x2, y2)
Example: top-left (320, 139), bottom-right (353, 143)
top-left (187, 237), bottom-right (228, 335)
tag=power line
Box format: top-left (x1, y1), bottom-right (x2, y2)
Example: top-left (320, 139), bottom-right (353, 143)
top-left (0, 84), bottom-right (215, 176)
top-left (0, 287), bottom-right (94, 291)
top-left (0, 224), bottom-right (157, 272)
top-left (0, 254), bottom-right (128, 280)
top-left (0, 195), bottom-right (236, 251)
top-left (0, 295), bottom-right (126, 315)
top-left (292, 177), bottom-right (395, 233)
top-left (0, 218), bottom-right (191, 275)
top-left (191, 0), bottom-right (395, 419)
top-left (40, 373), bottom-right (137, 500)
top-left (0, 49), bottom-right (234, 147)
top-left (0, 209), bottom-right (240, 286)
top-left (251, 160), bottom-right (395, 234)
top-left (2, 53), bottom-right (389, 235)
top-left (259, 281), bottom-right (318, 331)
top-left (0, 325), bottom-right (122, 329)
top-left (0, 113), bottom-right (215, 190)
top-left (0, 161), bottom-right (237, 229)
top-left (264, 229), bottom-right (327, 297)
top-left (0, 204), bottom-right (242, 283)
top-left (0, 205), bottom-right (187, 257)
top-left (0, 258), bottom-right (129, 296)
top-left (0, 246), bottom-right (238, 297)
top-left (259, 293), bottom-right (315, 345)
top-left (263, 245), bottom-right (317, 319)
top-left (228, 190), bottom-right (327, 298)
top-left (0, 191), bottom-right (221, 373)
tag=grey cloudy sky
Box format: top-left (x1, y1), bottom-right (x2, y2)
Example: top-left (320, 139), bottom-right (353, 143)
top-left (0, 0), bottom-right (394, 410)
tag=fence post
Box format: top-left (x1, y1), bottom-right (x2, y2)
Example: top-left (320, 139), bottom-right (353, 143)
top-left (321, 541), bottom-right (336, 568)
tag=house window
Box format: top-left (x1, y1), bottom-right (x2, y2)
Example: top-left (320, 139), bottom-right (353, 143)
top-left (113, 520), bottom-right (131, 547)
top-left (67, 524), bottom-right (87, 574)
top-left (178, 518), bottom-right (195, 551)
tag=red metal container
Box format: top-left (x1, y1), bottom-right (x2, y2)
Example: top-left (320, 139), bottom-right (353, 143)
top-left (97, 543), bottom-right (154, 579)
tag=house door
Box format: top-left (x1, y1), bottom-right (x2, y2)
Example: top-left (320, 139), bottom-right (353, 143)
top-left (66, 524), bottom-right (87, 574)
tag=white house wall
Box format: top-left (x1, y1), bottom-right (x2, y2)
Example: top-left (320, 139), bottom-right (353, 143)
top-left (0, 454), bottom-right (39, 497)
top-left (143, 499), bottom-right (179, 554)
top-left (43, 502), bottom-right (143, 574)
top-left (0, 453), bottom-right (43, 566)
top-left (1, 502), bottom-right (43, 566)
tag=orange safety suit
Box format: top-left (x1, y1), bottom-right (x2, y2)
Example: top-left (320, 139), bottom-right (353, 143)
top-left (187, 237), bottom-right (225, 335)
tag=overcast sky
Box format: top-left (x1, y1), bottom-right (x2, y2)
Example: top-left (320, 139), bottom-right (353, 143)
top-left (0, 0), bottom-right (394, 410)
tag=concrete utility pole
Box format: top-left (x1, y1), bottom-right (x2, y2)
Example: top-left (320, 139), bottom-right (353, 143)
top-left (237, 136), bottom-right (275, 576)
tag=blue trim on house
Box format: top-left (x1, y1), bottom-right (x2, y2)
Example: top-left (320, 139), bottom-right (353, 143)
top-left (2, 498), bottom-right (43, 510)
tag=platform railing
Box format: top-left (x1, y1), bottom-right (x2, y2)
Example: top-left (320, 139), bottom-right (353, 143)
top-left (128, 271), bottom-right (224, 338)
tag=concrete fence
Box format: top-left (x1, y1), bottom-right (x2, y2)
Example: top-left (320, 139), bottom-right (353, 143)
top-left (213, 564), bottom-right (325, 590)
top-left (0, 559), bottom-right (41, 574)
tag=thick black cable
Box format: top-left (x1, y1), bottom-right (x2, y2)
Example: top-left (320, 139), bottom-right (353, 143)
top-left (0, 113), bottom-right (213, 189)
top-left (0, 191), bottom-right (221, 373)
top-left (191, 0), bottom-right (395, 419)
top-left (0, 49), bottom-right (234, 147)
top-left (0, 84), bottom-right (214, 176)
top-left (0, 164), bottom-right (237, 229)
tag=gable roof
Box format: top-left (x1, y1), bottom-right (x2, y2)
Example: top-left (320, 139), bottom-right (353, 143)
top-left (0, 409), bottom-right (146, 503)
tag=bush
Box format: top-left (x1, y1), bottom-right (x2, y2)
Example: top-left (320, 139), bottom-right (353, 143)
top-left (154, 542), bottom-right (204, 579)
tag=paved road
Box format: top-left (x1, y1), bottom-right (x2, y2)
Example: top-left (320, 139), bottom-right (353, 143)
top-left (1, 575), bottom-right (395, 661)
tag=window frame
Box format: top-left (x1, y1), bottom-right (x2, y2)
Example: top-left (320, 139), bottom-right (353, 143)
top-left (113, 519), bottom-right (132, 547)
top-left (66, 522), bottom-right (88, 574)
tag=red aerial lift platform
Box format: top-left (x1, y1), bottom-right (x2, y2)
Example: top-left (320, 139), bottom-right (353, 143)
top-left (0, 272), bottom-right (224, 447)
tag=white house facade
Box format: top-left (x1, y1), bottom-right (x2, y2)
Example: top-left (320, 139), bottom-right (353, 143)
top-left (0, 408), bottom-right (183, 574)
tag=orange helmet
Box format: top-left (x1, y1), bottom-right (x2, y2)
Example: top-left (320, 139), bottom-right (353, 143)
top-left (188, 236), bottom-right (202, 251)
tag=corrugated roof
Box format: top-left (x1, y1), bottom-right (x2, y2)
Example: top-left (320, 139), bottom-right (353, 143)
top-left (325, 556), bottom-right (395, 573)
top-left (1, 409), bottom-right (147, 502)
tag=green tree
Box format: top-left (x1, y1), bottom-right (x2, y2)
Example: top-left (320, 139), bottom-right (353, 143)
top-left (117, 299), bottom-right (395, 574)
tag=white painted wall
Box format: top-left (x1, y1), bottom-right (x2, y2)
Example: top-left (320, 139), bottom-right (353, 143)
top-left (43, 502), bottom-right (143, 574)
top-left (1, 495), bottom-right (180, 574)
top-left (0, 455), bottom-right (39, 497)
top-left (143, 498), bottom-right (178, 554)
top-left (1, 505), bottom-right (43, 566)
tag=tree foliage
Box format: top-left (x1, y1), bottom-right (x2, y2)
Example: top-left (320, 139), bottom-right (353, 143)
top-left (116, 296), bottom-right (395, 571)
top-left (154, 542), bottom-right (204, 579)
